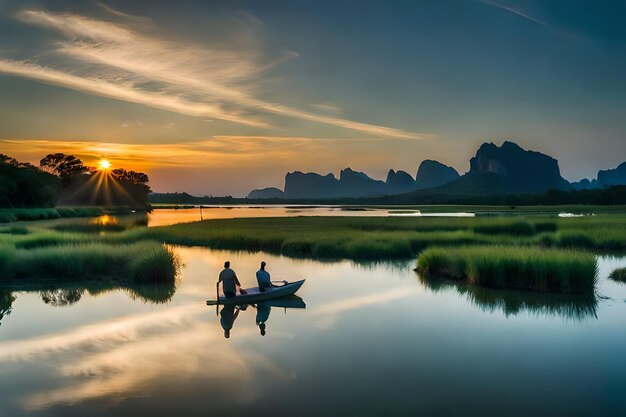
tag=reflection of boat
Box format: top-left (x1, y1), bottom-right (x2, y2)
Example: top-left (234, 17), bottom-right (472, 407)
top-left (206, 280), bottom-right (305, 306)
top-left (257, 295), bottom-right (306, 309)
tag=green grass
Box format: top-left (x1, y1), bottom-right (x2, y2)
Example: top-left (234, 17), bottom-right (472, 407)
top-left (0, 241), bottom-right (181, 284)
top-left (0, 207), bottom-right (105, 223)
top-left (0, 209), bottom-right (623, 276)
top-left (0, 225), bottom-right (29, 235)
top-left (0, 206), bottom-right (149, 224)
top-left (142, 215), bottom-right (626, 260)
top-left (416, 246), bottom-right (598, 293)
top-left (0, 213), bottom-right (624, 261)
top-left (609, 267), bottom-right (626, 283)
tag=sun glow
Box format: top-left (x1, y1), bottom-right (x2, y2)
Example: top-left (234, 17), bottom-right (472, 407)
top-left (98, 159), bottom-right (112, 171)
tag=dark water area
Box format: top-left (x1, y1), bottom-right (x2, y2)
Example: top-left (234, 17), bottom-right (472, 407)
top-left (0, 247), bottom-right (625, 416)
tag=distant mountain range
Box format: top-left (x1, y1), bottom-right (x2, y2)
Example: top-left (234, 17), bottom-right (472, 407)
top-left (248, 140), bottom-right (625, 200)
top-left (249, 160), bottom-right (460, 199)
top-left (572, 162), bottom-right (626, 190)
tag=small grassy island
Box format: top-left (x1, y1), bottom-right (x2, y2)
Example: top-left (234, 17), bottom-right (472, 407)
top-left (416, 246), bottom-right (597, 293)
top-left (0, 239), bottom-right (180, 288)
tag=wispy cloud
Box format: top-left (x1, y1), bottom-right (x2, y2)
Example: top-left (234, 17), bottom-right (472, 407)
top-left (0, 8), bottom-right (429, 139)
top-left (0, 137), bottom-right (337, 169)
top-left (0, 60), bottom-right (267, 127)
top-left (478, 0), bottom-right (549, 27)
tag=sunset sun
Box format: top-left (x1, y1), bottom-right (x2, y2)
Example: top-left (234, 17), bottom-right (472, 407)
top-left (98, 159), bottom-right (111, 171)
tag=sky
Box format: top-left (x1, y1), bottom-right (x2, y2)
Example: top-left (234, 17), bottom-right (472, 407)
top-left (0, 0), bottom-right (625, 196)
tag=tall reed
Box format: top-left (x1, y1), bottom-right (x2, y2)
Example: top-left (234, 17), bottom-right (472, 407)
top-left (417, 246), bottom-right (597, 293)
top-left (1, 242), bottom-right (181, 284)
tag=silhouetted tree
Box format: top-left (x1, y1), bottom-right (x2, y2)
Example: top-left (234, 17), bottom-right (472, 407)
top-left (40, 153), bottom-right (88, 186)
top-left (0, 154), bottom-right (60, 207)
top-left (0, 154), bottom-right (18, 166)
top-left (112, 168), bottom-right (149, 185)
top-left (112, 168), bottom-right (151, 206)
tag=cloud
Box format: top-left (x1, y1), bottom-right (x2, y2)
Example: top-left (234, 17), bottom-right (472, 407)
top-left (0, 60), bottom-right (267, 127)
top-left (311, 102), bottom-right (344, 114)
top-left (477, 0), bottom-right (549, 27)
top-left (0, 304), bottom-right (288, 410)
top-left (0, 8), bottom-right (429, 139)
top-left (0, 137), bottom-right (333, 169)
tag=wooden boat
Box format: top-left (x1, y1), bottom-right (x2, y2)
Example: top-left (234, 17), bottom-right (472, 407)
top-left (206, 279), bottom-right (305, 306)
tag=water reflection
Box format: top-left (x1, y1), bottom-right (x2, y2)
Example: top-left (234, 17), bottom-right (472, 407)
top-left (40, 289), bottom-right (84, 307)
top-left (0, 281), bottom-right (178, 321)
top-left (125, 282), bottom-right (177, 304)
top-left (219, 304), bottom-right (240, 338)
top-left (0, 291), bottom-right (15, 327)
top-left (219, 296), bottom-right (306, 339)
top-left (50, 213), bottom-right (149, 233)
top-left (0, 247), bottom-right (623, 417)
top-left (416, 273), bottom-right (598, 321)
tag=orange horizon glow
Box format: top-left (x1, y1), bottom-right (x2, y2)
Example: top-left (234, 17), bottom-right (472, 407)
top-left (0, 137), bottom-right (462, 196)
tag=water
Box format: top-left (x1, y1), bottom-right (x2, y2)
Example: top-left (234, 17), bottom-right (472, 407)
top-left (15, 206), bottom-right (593, 229)
top-left (147, 206), bottom-right (476, 226)
top-left (0, 247), bottom-right (625, 417)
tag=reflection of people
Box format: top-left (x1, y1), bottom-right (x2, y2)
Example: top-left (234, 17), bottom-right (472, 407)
top-left (256, 261), bottom-right (273, 292)
top-left (218, 261), bottom-right (242, 298)
top-left (256, 303), bottom-right (271, 336)
top-left (220, 304), bottom-right (240, 339)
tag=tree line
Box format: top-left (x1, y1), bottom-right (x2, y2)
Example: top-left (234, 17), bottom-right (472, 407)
top-left (0, 153), bottom-right (151, 208)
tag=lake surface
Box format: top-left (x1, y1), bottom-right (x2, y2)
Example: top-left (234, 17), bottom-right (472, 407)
top-left (147, 206), bottom-right (476, 226)
top-left (0, 247), bottom-right (625, 416)
top-left (14, 206), bottom-right (592, 229)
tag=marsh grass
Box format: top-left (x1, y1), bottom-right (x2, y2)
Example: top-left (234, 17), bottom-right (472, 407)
top-left (130, 245), bottom-right (182, 283)
top-left (52, 223), bottom-right (128, 233)
top-left (0, 226), bottom-right (29, 235)
top-left (0, 241), bottom-right (181, 284)
top-left (0, 208), bottom-right (60, 222)
top-left (1, 214), bottom-right (624, 263)
top-left (416, 246), bottom-right (597, 293)
top-left (145, 215), bottom-right (626, 260)
top-left (609, 267), bottom-right (626, 283)
top-left (0, 207), bottom-right (106, 223)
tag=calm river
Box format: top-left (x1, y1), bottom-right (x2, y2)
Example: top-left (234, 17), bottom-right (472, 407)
top-left (0, 245), bottom-right (625, 416)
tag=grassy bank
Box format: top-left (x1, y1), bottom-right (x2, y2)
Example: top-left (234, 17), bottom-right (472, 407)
top-left (1, 214), bottom-right (624, 261)
top-left (0, 241), bottom-right (181, 284)
top-left (416, 246), bottom-right (597, 293)
top-left (0, 206), bottom-right (151, 223)
top-left (0, 207), bottom-right (106, 223)
top-left (145, 215), bottom-right (626, 260)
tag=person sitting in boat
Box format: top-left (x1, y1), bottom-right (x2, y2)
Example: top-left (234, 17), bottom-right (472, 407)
top-left (256, 261), bottom-right (276, 292)
top-left (218, 261), bottom-right (245, 298)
